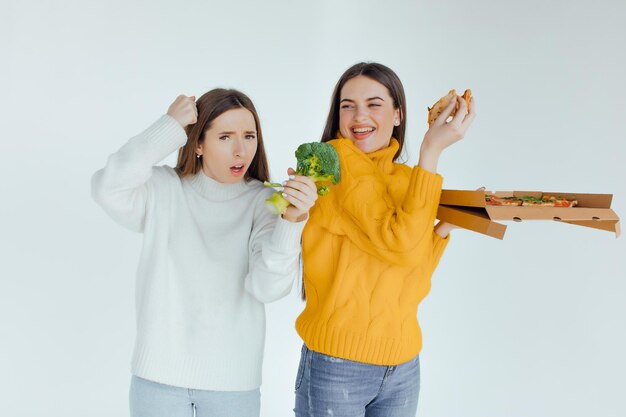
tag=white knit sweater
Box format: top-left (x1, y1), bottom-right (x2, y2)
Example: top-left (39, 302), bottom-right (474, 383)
top-left (92, 115), bottom-right (305, 391)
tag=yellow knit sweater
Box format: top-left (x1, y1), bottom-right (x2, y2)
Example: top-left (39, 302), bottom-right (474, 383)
top-left (296, 138), bottom-right (450, 366)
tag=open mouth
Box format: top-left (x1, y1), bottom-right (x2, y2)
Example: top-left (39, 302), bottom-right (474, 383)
top-left (230, 164), bottom-right (245, 176)
top-left (351, 126), bottom-right (376, 140)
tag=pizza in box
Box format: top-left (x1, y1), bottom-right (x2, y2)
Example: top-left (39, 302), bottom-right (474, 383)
top-left (485, 194), bottom-right (578, 207)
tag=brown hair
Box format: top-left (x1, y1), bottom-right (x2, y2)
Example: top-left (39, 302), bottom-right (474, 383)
top-left (176, 88), bottom-right (269, 182)
top-left (321, 62), bottom-right (407, 161)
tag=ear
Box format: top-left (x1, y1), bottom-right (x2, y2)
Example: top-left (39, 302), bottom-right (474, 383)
top-left (394, 107), bottom-right (402, 125)
top-left (195, 145), bottom-right (203, 156)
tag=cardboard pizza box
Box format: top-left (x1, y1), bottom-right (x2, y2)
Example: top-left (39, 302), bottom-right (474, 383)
top-left (436, 190), bottom-right (621, 240)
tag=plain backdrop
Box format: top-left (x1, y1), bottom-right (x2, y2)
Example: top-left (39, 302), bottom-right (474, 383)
top-left (2, 1), bottom-right (625, 416)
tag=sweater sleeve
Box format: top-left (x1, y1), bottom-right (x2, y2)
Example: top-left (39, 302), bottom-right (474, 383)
top-left (91, 115), bottom-right (187, 232)
top-left (338, 166), bottom-right (444, 266)
top-left (430, 231), bottom-right (450, 273)
top-left (244, 191), bottom-right (306, 303)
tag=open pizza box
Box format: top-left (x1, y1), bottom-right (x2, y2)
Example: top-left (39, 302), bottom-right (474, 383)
top-left (436, 190), bottom-right (621, 240)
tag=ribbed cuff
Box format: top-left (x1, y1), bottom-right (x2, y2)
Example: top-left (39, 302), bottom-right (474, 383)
top-left (142, 115), bottom-right (188, 163)
top-left (271, 216), bottom-right (306, 253)
top-left (404, 166), bottom-right (443, 213)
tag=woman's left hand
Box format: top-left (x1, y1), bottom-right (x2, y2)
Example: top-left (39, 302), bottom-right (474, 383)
top-left (418, 96), bottom-right (476, 172)
top-left (422, 95), bottom-right (476, 154)
top-left (281, 168), bottom-right (318, 222)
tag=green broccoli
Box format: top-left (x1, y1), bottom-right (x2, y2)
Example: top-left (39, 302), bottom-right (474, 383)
top-left (264, 142), bottom-right (341, 215)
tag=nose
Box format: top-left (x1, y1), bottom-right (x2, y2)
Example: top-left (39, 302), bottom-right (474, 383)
top-left (354, 104), bottom-right (368, 122)
top-left (233, 138), bottom-right (246, 157)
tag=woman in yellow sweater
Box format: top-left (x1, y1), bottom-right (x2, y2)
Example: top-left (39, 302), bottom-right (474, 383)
top-left (293, 62), bottom-right (476, 417)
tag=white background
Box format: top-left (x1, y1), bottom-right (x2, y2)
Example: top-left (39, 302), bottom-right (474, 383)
top-left (2, 1), bottom-right (625, 416)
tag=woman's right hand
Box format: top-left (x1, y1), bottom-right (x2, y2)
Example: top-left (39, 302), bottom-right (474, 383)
top-left (434, 187), bottom-right (485, 237)
top-left (167, 95), bottom-right (198, 128)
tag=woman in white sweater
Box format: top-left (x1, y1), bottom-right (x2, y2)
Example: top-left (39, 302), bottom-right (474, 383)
top-left (92, 89), bottom-right (317, 417)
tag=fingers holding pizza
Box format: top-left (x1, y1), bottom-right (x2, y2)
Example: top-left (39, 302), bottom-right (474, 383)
top-left (421, 89), bottom-right (476, 154)
top-left (428, 89), bottom-right (473, 127)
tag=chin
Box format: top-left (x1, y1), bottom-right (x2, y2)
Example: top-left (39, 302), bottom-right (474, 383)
top-left (351, 140), bottom-right (377, 154)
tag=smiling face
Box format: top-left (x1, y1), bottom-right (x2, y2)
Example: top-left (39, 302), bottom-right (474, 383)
top-left (338, 75), bottom-right (401, 154)
top-left (196, 107), bottom-right (258, 184)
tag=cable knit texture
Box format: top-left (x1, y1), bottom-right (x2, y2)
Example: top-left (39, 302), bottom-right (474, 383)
top-left (92, 115), bottom-right (305, 390)
top-left (297, 138), bottom-right (449, 366)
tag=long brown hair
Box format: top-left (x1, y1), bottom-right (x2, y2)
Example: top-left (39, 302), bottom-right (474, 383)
top-left (176, 88), bottom-right (270, 182)
top-left (321, 62), bottom-right (407, 161)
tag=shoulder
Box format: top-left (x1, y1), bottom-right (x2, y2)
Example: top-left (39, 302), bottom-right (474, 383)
top-left (144, 166), bottom-right (184, 196)
top-left (244, 179), bottom-right (275, 210)
top-left (150, 165), bottom-right (181, 184)
top-left (152, 165), bottom-right (179, 177)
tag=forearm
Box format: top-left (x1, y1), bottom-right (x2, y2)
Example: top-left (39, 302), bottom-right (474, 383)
top-left (93, 115), bottom-right (186, 192)
top-left (417, 144), bottom-right (442, 174)
top-left (244, 216), bottom-right (305, 303)
top-left (431, 225), bottom-right (451, 273)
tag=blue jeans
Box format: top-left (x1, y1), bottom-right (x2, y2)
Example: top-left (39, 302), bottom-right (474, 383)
top-left (294, 345), bottom-right (421, 417)
top-left (129, 375), bottom-right (260, 417)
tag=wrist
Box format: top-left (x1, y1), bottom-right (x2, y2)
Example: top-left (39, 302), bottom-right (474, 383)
top-left (281, 212), bottom-right (308, 223)
top-left (418, 145), bottom-right (442, 173)
top-left (419, 141), bottom-right (443, 158)
top-left (167, 112), bottom-right (186, 128)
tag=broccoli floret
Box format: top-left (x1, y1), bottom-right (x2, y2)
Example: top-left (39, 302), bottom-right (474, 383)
top-left (265, 142), bottom-right (341, 215)
top-left (295, 142), bottom-right (341, 185)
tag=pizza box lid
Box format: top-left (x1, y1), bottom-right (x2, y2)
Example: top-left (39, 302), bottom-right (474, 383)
top-left (437, 189), bottom-right (621, 238)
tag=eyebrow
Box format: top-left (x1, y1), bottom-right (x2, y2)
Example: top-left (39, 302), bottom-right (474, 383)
top-left (340, 96), bottom-right (386, 103)
top-left (217, 130), bottom-right (257, 135)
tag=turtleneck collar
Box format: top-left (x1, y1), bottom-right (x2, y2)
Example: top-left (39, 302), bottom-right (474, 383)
top-left (335, 132), bottom-right (400, 174)
top-left (365, 139), bottom-right (400, 173)
top-left (186, 169), bottom-right (253, 201)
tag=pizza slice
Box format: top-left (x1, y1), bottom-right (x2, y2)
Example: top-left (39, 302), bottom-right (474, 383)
top-left (519, 196), bottom-right (552, 206)
top-left (485, 194), bottom-right (523, 206)
top-left (542, 195), bottom-right (578, 207)
top-left (428, 89), bottom-right (472, 126)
